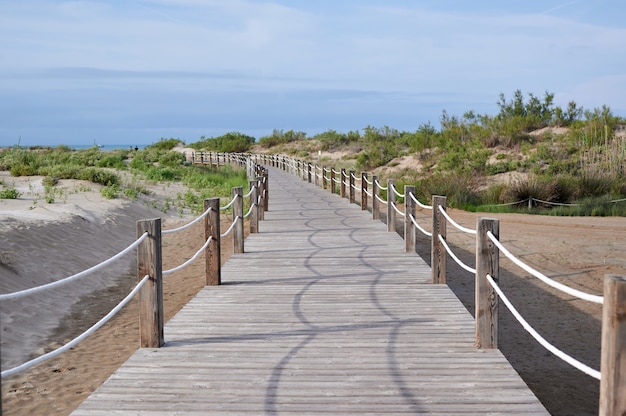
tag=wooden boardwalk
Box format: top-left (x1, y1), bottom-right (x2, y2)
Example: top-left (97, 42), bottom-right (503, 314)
top-left (72, 167), bottom-right (549, 415)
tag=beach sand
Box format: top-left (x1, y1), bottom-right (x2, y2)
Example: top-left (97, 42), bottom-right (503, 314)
top-left (1, 173), bottom-right (625, 415)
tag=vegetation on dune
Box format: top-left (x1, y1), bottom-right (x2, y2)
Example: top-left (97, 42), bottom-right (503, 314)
top-left (0, 138), bottom-right (249, 214)
top-left (255, 90), bottom-right (626, 216)
top-left (2, 90), bottom-right (624, 215)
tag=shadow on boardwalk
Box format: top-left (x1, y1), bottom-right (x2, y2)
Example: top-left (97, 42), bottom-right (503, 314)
top-left (72, 167), bottom-right (548, 415)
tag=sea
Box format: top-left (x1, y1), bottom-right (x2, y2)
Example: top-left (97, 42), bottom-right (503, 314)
top-left (71, 144), bottom-right (147, 151)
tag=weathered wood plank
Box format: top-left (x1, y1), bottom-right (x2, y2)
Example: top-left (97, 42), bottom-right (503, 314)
top-left (72, 166), bottom-right (548, 415)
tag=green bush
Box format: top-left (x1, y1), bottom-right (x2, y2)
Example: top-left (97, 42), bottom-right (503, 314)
top-left (0, 186), bottom-right (20, 199)
top-left (79, 168), bottom-right (119, 186)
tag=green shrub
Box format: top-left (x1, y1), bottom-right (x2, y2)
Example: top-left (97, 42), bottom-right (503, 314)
top-left (100, 184), bottom-right (119, 199)
top-left (79, 168), bottom-right (119, 186)
top-left (0, 186), bottom-right (20, 199)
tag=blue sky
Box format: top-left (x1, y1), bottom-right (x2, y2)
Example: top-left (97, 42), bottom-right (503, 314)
top-left (1, 0), bottom-right (625, 146)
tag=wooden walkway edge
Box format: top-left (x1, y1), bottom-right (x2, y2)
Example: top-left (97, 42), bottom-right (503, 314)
top-left (72, 167), bottom-right (549, 415)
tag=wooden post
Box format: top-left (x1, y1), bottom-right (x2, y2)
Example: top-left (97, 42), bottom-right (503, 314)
top-left (322, 166), bottom-right (327, 190)
top-left (233, 187), bottom-right (244, 254)
top-left (308, 163), bottom-right (312, 183)
top-left (205, 198), bottom-right (221, 285)
top-left (361, 172), bottom-right (368, 211)
top-left (431, 195), bottom-right (447, 284)
top-left (330, 169), bottom-right (336, 194)
top-left (136, 219), bottom-right (164, 348)
top-left (340, 169), bottom-right (346, 198)
top-left (387, 179), bottom-right (396, 232)
top-left (404, 186), bottom-right (416, 253)
top-left (475, 217), bottom-right (499, 349)
top-left (249, 180), bottom-right (259, 233)
top-left (349, 170), bottom-right (355, 204)
top-left (257, 176), bottom-right (266, 221)
top-left (599, 274), bottom-right (626, 416)
top-left (314, 165), bottom-right (318, 186)
top-left (372, 175), bottom-right (380, 220)
top-left (261, 170), bottom-right (269, 212)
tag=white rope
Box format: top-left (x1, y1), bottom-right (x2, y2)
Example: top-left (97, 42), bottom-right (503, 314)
top-left (438, 205), bottom-right (477, 235)
top-left (390, 183), bottom-right (404, 198)
top-left (486, 231), bottom-right (603, 304)
top-left (439, 235), bottom-right (476, 274)
top-left (531, 197), bottom-right (578, 207)
top-left (0, 233), bottom-right (149, 301)
top-left (363, 189), bottom-right (373, 197)
top-left (485, 274), bottom-right (601, 380)
top-left (1, 274), bottom-right (151, 378)
top-left (374, 179), bottom-right (388, 191)
top-left (243, 187), bottom-right (255, 198)
top-left (391, 202), bottom-right (406, 217)
top-left (488, 198), bottom-right (530, 207)
top-left (243, 203), bottom-right (256, 219)
top-left (410, 193), bottom-right (432, 210)
top-left (162, 207), bottom-right (212, 235)
top-left (351, 173), bottom-right (362, 181)
top-left (220, 194), bottom-right (239, 211)
top-left (410, 214), bottom-right (432, 237)
top-left (375, 194), bottom-right (388, 205)
top-left (363, 177), bottom-right (373, 185)
top-left (333, 177), bottom-right (341, 184)
top-left (220, 217), bottom-right (240, 238)
top-left (163, 237), bottom-right (213, 275)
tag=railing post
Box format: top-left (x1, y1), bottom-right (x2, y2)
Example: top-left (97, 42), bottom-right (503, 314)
top-left (308, 163), bottom-right (312, 183)
top-left (322, 166), bottom-right (327, 190)
top-left (599, 274), bottom-right (626, 416)
top-left (372, 175), bottom-right (380, 220)
top-left (431, 195), bottom-right (447, 284)
top-left (263, 170), bottom-right (269, 212)
top-left (233, 187), bottom-right (244, 253)
top-left (136, 218), bottom-right (164, 348)
top-left (340, 169), bottom-right (346, 198)
top-left (387, 179), bottom-right (396, 232)
top-left (361, 172), bottom-right (368, 211)
top-left (349, 170), bottom-right (355, 204)
top-left (475, 217), bottom-right (499, 349)
top-left (257, 176), bottom-right (266, 221)
top-left (404, 186), bottom-right (416, 253)
top-left (314, 165), bottom-right (318, 187)
top-left (249, 180), bottom-right (259, 234)
top-left (205, 198), bottom-right (221, 286)
top-left (330, 169), bottom-right (336, 194)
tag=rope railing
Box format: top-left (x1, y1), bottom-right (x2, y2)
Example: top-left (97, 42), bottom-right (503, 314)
top-left (409, 214), bottom-right (433, 237)
top-left (163, 237), bottom-right (213, 276)
top-left (486, 274), bottom-right (601, 379)
top-left (486, 231), bottom-right (604, 304)
top-left (270, 152), bottom-right (624, 413)
top-left (439, 235), bottom-right (476, 274)
top-left (390, 183), bottom-right (404, 198)
top-left (162, 207), bottom-right (212, 235)
top-left (410, 192), bottom-right (432, 210)
top-left (219, 193), bottom-right (240, 211)
top-left (391, 201), bottom-right (406, 217)
top-left (0, 232), bottom-right (149, 301)
top-left (220, 216), bottom-right (240, 238)
top-left (1, 274), bottom-right (151, 378)
top-left (1, 155), bottom-right (269, 382)
top-left (438, 205), bottom-right (477, 235)
top-left (374, 179), bottom-right (387, 191)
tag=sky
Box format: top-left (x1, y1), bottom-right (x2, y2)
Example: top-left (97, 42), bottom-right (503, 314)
top-left (1, 0), bottom-right (625, 146)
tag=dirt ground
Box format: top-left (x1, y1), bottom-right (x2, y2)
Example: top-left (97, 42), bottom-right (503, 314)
top-left (1, 172), bottom-right (625, 415)
top-left (407, 208), bottom-right (625, 416)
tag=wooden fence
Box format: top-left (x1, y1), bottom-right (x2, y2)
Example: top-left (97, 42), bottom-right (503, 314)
top-left (252, 152), bottom-right (625, 416)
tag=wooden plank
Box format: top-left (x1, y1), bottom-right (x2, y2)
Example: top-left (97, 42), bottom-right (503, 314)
top-left (72, 166), bottom-right (548, 415)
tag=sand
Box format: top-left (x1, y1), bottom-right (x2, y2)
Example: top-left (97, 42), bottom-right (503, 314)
top-left (1, 172), bottom-right (625, 415)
